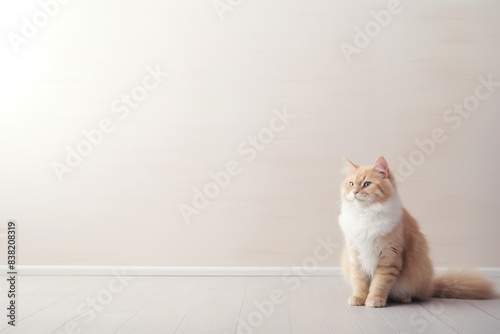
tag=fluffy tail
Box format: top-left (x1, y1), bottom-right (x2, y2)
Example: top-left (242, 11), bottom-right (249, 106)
top-left (432, 269), bottom-right (495, 299)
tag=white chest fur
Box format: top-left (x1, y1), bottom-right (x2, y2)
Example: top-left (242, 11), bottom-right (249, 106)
top-left (339, 194), bottom-right (403, 276)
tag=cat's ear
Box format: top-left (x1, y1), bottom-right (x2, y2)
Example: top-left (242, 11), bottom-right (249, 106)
top-left (343, 157), bottom-right (358, 174)
top-left (373, 156), bottom-right (389, 178)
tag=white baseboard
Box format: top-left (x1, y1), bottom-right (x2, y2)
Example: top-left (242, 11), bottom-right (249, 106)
top-left (1, 266), bottom-right (500, 277)
top-left (2, 266), bottom-right (341, 276)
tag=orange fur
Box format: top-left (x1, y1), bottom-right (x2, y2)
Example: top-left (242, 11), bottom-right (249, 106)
top-left (339, 156), bottom-right (494, 307)
top-left (433, 269), bottom-right (494, 299)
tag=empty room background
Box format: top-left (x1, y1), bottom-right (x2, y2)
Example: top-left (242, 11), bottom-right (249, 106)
top-left (1, 0), bottom-right (499, 269)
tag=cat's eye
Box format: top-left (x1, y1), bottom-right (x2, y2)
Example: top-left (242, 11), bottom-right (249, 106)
top-left (348, 182), bottom-right (354, 187)
top-left (363, 181), bottom-right (371, 188)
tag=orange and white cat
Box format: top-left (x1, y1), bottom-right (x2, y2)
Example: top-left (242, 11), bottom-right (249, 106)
top-left (339, 156), bottom-right (494, 307)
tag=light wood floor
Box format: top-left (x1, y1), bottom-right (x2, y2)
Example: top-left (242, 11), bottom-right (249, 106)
top-left (1, 276), bottom-right (499, 333)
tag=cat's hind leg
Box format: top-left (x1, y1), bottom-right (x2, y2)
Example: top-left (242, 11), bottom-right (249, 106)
top-left (389, 281), bottom-right (413, 303)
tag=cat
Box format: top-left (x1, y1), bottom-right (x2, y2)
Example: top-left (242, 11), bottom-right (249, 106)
top-left (338, 156), bottom-right (494, 307)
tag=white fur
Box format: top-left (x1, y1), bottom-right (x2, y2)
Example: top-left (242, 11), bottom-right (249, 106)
top-left (339, 191), bottom-right (403, 277)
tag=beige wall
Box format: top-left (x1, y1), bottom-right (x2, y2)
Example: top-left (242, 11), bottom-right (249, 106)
top-left (1, 0), bottom-right (499, 268)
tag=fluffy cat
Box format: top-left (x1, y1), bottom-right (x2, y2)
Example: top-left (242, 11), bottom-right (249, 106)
top-left (338, 156), bottom-right (494, 307)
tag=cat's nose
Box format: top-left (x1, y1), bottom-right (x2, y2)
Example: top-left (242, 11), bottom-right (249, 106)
top-left (353, 190), bottom-right (359, 195)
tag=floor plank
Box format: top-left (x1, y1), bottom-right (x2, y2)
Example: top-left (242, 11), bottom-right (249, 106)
top-left (420, 298), bottom-right (500, 334)
top-left (116, 277), bottom-right (198, 333)
top-left (312, 277), bottom-right (363, 334)
top-left (174, 288), bottom-right (245, 334)
top-left (66, 276), bottom-right (154, 334)
top-left (0, 275), bottom-right (498, 334)
top-left (114, 277), bottom-right (200, 333)
top-left (0, 276), bottom-right (93, 332)
top-left (115, 277), bottom-right (245, 334)
top-left (14, 276), bottom-right (55, 297)
top-left (3, 276), bottom-right (113, 333)
top-left (236, 277), bottom-right (290, 334)
top-left (376, 302), bottom-right (456, 334)
top-left (287, 278), bottom-right (334, 333)
top-left (465, 299), bottom-right (500, 320)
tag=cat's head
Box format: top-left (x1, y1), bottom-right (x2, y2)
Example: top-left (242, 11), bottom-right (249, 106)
top-left (341, 156), bottom-right (396, 206)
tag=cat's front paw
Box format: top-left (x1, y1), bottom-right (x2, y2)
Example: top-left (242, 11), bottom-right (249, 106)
top-left (348, 295), bottom-right (366, 306)
top-left (365, 296), bottom-right (387, 308)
